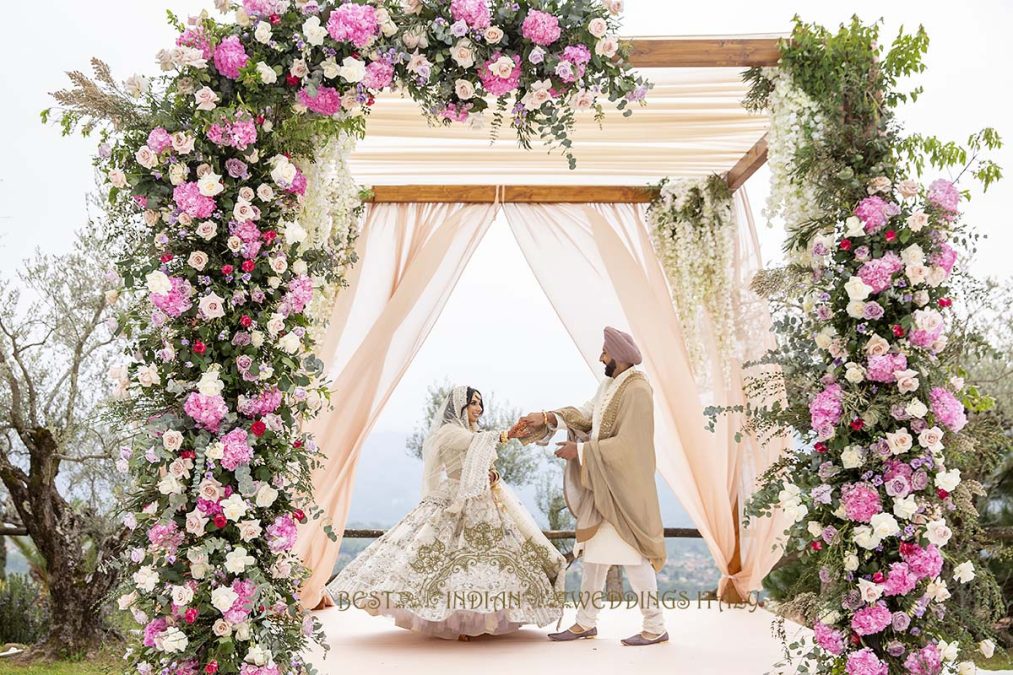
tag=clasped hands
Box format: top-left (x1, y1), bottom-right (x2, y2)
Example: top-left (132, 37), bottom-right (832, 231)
top-left (506, 411), bottom-right (577, 460)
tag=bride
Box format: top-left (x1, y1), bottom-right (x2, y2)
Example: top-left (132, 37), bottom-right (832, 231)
top-left (326, 385), bottom-right (567, 639)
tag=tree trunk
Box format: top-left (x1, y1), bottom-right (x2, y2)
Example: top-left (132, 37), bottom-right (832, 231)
top-left (0, 535), bottom-right (6, 581)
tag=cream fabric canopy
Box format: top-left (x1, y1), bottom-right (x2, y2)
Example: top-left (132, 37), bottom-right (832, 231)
top-left (349, 64), bottom-right (771, 185)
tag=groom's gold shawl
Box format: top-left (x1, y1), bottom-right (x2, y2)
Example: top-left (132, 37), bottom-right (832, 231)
top-left (552, 373), bottom-right (666, 573)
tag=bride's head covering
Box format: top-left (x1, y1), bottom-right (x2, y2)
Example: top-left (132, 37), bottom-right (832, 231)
top-left (420, 385), bottom-right (473, 498)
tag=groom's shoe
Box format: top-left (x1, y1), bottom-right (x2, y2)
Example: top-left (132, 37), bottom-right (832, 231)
top-left (621, 631), bottom-right (669, 646)
top-left (547, 624), bottom-right (597, 641)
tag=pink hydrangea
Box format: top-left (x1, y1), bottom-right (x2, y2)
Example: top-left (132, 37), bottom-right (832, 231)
top-left (521, 9), bottom-right (562, 46)
top-left (450, 0), bottom-right (491, 29)
top-left (857, 252), bottom-right (903, 293)
top-left (238, 387), bottom-right (283, 418)
top-left (902, 543), bottom-right (943, 580)
top-left (905, 643), bottom-right (943, 675)
top-left (143, 617), bottom-right (168, 647)
top-left (173, 182), bottom-right (217, 218)
top-left (280, 275), bottom-right (313, 316)
top-left (851, 603), bottom-right (892, 635)
top-left (147, 127), bottom-right (173, 153)
top-left (909, 309), bottom-right (944, 349)
top-left (147, 521), bottom-right (183, 554)
top-left (479, 53), bottom-right (523, 96)
top-left (812, 621), bottom-right (844, 655)
top-left (854, 195), bottom-right (900, 234)
top-left (866, 352), bottom-right (907, 383)
top-left (846, 648), bottom-right (889, 675)
top-left (177, 28), bottom-right (213, 60)
top-left (184, 392), bottom-right (229, 433)
top-left (931, 242), bottom-right (957, 274)
top-left (882, 561), bottom-right (919, 596)
top-left (206, 114), bottom-right (259, 151)
top-left (241, 665), bottom-right (281, 675)
top-left (841, 482), bottom-right (882, 523)
top-left (242, 0), bottom-right (285, 17)
top-left (266, 514), bottom-right (298, 552)
top-left (298, 86), bottom-right (342, 116)
top-left (809, 382), bottom-right (844, 439)
top-left (927, 179), bottom-right (959, 213)
top-left (149, 276), bottom-right (194, 318)
top-left (929, 387), bottom-right (966, 431)
top-left (223, 578), bottom-right (257, 624)
top-left (363, 60), bottom-right (394, 89)
top-left (326, 3), bottom-right (379, 47)
top-left (214, 36), bottom-right (249, 80)
top-left (220, 428), bottom-right (254, 470)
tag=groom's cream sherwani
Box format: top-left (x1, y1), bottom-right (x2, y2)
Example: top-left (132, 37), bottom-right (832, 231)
top-left (547, 366), bottom-right (666, 572)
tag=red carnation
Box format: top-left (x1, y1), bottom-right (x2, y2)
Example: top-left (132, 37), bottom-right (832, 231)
top-left (256, 114), bottom-right (265, 126)
top-left (285, 74), bottom-right (301, 87)
top-left (193, 340), bottom-right (207, 355)
top-left (269, 13), bottom-right (281, 24)
top-left (221, 264), bottom-right (234, 276)
top-left (936, 488), bottom-right (950, 500)
top-left (293, 508), bottom-right (306, 523)
top-left (213, 514), bottom-right (227, 528)
top-left (160, 253), bottom-right (174, 263)
top-left (251, 420), bottom-right (267, 437)
top-left (937, 297), bottom-right (952, 308)
top-left (814, 441), bottom-right (828, 454)
top-left (849, 418), bottom-right (865, 431)
top-left (263, 230), bottom-right (277, 243)
top-left (891, 324), bottom-right (905, 338)
top-left (240, 314), bottom-right (253, 328)
top-left (205, 661), bottom-right (219, 675)
top-left (293, 439), bottom-right (303, 449)
top-left (872, 571), bottom-right (885, 583)
top-left (850, 632), bottom-right (862, 646)
top-left (241, 259), bottom-right (255, 273)
top-left (884, 229), bottom-right (897, 242)
top-left (185, 607), bottom-right (199, 624)
top-left (839, 239), bottom-right (852, 251)
top-left (181, 449), bottom-right (196, 460)
top-left (809, 540), bottom-right (822, 551)
top-left (899, 541), bottom-right (918, 556)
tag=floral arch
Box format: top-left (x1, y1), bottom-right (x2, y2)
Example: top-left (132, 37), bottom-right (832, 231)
top-left (48, 2), bottom-right (1005, 674)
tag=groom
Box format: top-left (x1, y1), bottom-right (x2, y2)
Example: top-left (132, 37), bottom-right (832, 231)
top-left (513, 326), bottom-right (668, 646)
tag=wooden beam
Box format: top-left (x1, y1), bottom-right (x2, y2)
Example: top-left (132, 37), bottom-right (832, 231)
top-left (624, 37), bottom-right (781, 68)
top-left (368, 185), bottom-right (658, 203)
top-left (725, 134), bottom-right (768, 191)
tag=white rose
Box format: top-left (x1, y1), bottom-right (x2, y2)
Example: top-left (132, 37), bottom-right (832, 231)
top-left (606, 0), bottom-right (624, 14)
top-left (278, 332), bottom-right (301, 354)
top-left (269, 255), bottom-right (288, 274)
top-left (893, 494), bottom-right (918, 520)
top-left (491, 55), bottom-right (515, 78)
top-left (171, 585), bottom-right (194, 607)
top-left (846, 300), bottom-right (866, 319)
top-left (196, 220), bottom-right (218, 240)
top-left (484, 26), bottom-right (504, 43)
top-left (118, 591), bottom-right (138, 610)
top-left (213, 619), bottom-right (233, 637)
top-left (937, 640), bottom-right (960, 662)
top-left (926, 577), bottom-right (951, 603)
top-left (257, 61), bottom-right (278, 84)
top-left (146, 270), bottom-right (172, 294)
top-left (225, 546), bottom-right (255, 574)
top-left (588, 17), bottom-right (608, 38)
top-left (211, 586), bottom-right (239, 613)
top-left (199, 292), bottom-right (226, 320)
top-left (858, 577), bottom-right (883, 603)
top-left (270, 155), bottom-right (298, 186)
top-left (198, 171), bottom-right (224, 197)
top-left (841, 445), bottom-right (865, 469)
top-left (160, 626), bottom-right (188, 653)
top-left (925, 518), bottom-right (953, 547)
top-left (906, 398), bottom-right (928, 418)
top-left (194, 86), bottom-right (220, 111)
top-left (844, 215), bottom-right (865, 238)
top-left (255, 483), bottom-right (279, 508)
top-left (339, 56), bottom-right (366, 83)
top-left (133, 566), bottom-right (159, 593)
top-left (250, 331), bottom-right (265, 348)
top-left (158, 473), bottom-right (183, 495)
top-left (979, 639), bottom-right (996, 659)
top-left (844, 362), bottom-right (866, 384)
top-left (886, 428), bottom-right (912, 455)
top-left (451, 40), bottom-right (475, 68)
top-left (283, 221), bottom-right (307, 246)
top-left (108, 168), bottom-right (129, 188)
top-left (895, 369), bottom-right (920, 394)
top-left (188, 251), bottom-right (209, 271)
top-left (255, 20), bottom-right (273, 43)
top-left (844, 276), bottom-right (873, 301)
top-left (257, 184), bottom-right (275, 202)
top-left (934, 468), bottom-right (961, 492)
top-left (918, 426), bottom-right (944, 451)
top-left (227, 235), bottom-right (243, 253)
top-left (162, 429), bottom-right (184, 451)
top-left (238, 519), bottom-right (262, 541)
top-left (454, 79), bottom-right (476, 100)
top-left (907, 210), bottom-right (929, 232)
top-left (870, 512), bottom-right (900, 539)
top-left (303, 15), bottom-right (328, 45)
top-left (197, 368), bottom-right (224, 396)
top-left (595, 36), bottom-right (620, 58)
top-left (956, 662), bottom-right (976, 675)
top-left (136, 364), bottom-right (161, 388)
top-left (221, 493), bottom-right (249, 521)
top-left (266, 314), bottom-right (285, 337)
top-left (814, 326), bottom-right (836, 350)
top-left (843, 552), bottom-right (859, 571)
top-left (953, 561), bottom-right (975, 584)
top-left (236, 622), bottom-right (252, 641)
top-left (852, 525), bottom-right (881, 550)
top-left (246, 644), bottom-right (271, 667)
top-left (234, 201), bottom-right (257, 222)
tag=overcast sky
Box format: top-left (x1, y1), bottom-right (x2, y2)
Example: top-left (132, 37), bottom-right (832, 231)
top-left (1, 0), bottom-right (1009, 436)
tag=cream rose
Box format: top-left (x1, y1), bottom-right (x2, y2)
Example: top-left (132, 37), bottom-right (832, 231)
top-left (588, 17), bottom-right (608, 38)
top-left (196, 220), bottom-right (218, 240)
top-left (188, 251), bottom-right (209, 271)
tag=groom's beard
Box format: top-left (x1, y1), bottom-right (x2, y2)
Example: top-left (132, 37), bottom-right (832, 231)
top-left (604, 359), bottom-right (617, 377)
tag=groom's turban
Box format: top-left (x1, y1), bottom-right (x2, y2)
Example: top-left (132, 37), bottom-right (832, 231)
top-left (603, 326), bottom-right (642, 366)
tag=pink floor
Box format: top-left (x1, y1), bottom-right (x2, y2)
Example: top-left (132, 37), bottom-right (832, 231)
top-left (305, 604), bottom-right (815, 674)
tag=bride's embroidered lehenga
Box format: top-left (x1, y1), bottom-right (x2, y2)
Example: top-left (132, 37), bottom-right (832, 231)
top-left (326, 386), bottom-right (566, 639)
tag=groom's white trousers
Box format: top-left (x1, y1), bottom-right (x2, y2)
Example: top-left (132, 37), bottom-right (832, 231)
top-left (574, 562), bottom-right (666, 634)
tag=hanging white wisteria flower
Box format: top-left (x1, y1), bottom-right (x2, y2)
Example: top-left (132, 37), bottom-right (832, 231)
top-left (763, 67), bottom-right (827, 241)
top-left (648, 174), bottom-right (736, 382)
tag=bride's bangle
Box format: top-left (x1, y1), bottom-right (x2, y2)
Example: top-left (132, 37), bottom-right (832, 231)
top-left (542, 411), bottom-right (549, 426)
top-left (499, 431), bottom-right (508, 444)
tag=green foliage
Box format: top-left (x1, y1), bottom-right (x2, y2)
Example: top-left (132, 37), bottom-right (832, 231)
top-left (0, 574), bottom-right (50, 645)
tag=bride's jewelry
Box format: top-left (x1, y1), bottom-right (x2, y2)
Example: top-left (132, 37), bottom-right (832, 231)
top-left (499, 430), bottom-right (509, 444)
top-left (541, 411), bottom-right (549, 426)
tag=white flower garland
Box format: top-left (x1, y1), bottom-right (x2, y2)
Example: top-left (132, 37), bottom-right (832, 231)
top-left (649, 176), bottom-right (736, 383)
top-left (294, 132), bottom-right (364, 343)
top-left (763, 67), bottom-right (827, 240)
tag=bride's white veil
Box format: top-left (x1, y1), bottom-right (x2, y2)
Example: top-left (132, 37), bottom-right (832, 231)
top-left (420, 385), bottom-right (470, 498)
